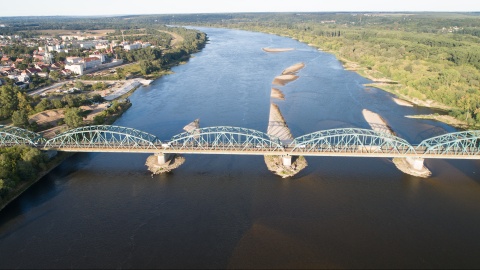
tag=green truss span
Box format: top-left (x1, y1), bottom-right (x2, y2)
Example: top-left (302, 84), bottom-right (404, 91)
top-left (1, 125), bottom-right (480, 157)
top-left (0, 125), bottom-right (45, 146)
top-left (44, 125), bottom-right (161, 150)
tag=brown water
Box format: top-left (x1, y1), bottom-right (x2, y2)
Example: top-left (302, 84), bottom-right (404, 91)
top-left (1, 27), bottom-right (480, 269)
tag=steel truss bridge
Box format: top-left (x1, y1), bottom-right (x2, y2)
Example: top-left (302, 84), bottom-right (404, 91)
top-left (1, 125), bottom-right (480, 159)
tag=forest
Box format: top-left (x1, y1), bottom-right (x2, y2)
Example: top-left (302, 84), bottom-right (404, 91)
top-left (128, 12), bottom-right (480, 126)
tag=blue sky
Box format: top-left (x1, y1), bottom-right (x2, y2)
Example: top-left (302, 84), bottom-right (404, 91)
top-left (2, 0), bottom-right (479, 17)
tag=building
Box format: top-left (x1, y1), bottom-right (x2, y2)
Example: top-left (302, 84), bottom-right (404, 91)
top-left (89, 53), bottom-right (106, 63)
top-left (66, 57), bottom-right (83, 64)
top-left (64, 64), bottom-right (84, 75)
top-left (83, 57), bottom-right (101, 69)
top-left (79, 41), bottom-right (95, 49)
top-left (124, 43), bottom-right (142, 51)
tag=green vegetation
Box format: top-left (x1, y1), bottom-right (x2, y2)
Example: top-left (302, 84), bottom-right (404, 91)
top-left (0, 146), bottom-right (47, 202)
top-left (151, 12), bottom-right (480, 127)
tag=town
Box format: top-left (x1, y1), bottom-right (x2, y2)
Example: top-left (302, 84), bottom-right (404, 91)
top-left (0, 26), bottom-right (206, 138)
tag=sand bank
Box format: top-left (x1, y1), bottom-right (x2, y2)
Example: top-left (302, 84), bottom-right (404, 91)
top-left (362, 109), bottom-right (431, 178)
top-left (392, 97), bottom-right (413, 107)
top-left (265, 103), bottom-right (307, 178)
top-left (267, 103), bottom-right (293, 141)
top-left (362, 109), bottom-right (395, 135)
top-left (270, 88), bottom-right (285, 100)
top-left (282, 62), bottom-right (305, 75)
top-left (262, 48), bottom-right (294, 53)
top-left (272, 74), bottom-right (299, 86)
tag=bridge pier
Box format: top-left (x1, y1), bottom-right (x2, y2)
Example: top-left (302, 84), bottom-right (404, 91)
top-left (406, 157), bottom-right (424, 171)
top-left (392, 157), bottom-right (431, 178)
top-left (157, 153), bottom-right (171, 165)
top-left (282, 155), bottom-right (292, 167)
top-left (145, 153), bottom-right (185, 174)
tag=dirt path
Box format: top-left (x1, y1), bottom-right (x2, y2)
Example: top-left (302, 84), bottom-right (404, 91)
top-left (158, 30), bottom-right (184, 48)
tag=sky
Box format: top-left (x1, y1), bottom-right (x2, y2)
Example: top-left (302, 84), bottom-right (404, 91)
top-left (1, 0), bottom-right (480, 17)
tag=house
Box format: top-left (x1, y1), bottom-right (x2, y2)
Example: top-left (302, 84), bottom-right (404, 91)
top-left (124, 43), bottom-right (142, 51)
top-left (50, 62), bottom-right (63, 69)
top-left (1, 56), bottom-right (9, 62)
top-left (64, 64), bottom-right (83, 75)
top-left (35, 64), bottom-right (50, 71)
top-left (89, 53), bottom-right (106, 63)
top-left (23, 68), bottom-right (41, 76)
top-left (66, 57), bottom-right (83, 64)
top-left (83, 57), bottom-right (101, 69)
top-left (34, 54), bottom-right (44, 61)
top-left (61, 69), bottom-right (72, 76)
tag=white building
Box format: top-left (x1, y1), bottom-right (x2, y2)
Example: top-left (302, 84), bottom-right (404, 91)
top-left (89, 54), bottom-right (106, 63)
top-left (66, 57), bottom-right (83, 64)
top-left (79, 41), bottom-right (96, 49)
top-left (124, 43), bottom-right (142, 51)
top-left (83, 57), bottom-right (101, 69)
top-left (64, 64), bottom-right (84, 75)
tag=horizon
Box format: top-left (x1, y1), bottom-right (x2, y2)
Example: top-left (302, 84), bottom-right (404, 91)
top-left (1, 0), bottom-right (479, 17)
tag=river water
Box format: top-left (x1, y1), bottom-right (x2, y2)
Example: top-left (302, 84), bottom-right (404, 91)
top-left (1, 27), bottom-right (480, 269)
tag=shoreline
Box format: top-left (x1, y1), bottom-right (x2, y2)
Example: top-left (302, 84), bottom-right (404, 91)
top-left (0, 58), bottom-right (186, 212)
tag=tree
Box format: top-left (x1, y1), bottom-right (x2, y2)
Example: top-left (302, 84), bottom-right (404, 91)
top-left (34, 98), bottom-right (52, 112)
top-left (11, 109), bottom-right (30, 129)
top-left (49, 70), bottom-right (61, 80)
top-left (0, 85), bottom-right (19, 119)
top-left (74, 81), bottom-right (85, 90)
top-left (64, 107), bottom-right (84, 128)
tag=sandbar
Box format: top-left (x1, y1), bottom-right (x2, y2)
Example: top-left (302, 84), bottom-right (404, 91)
top-left (272, 74), bottom-right (299, 86)
top-left (392, 97), bottom-right (413, 107)
top-left (282, 62), bottom-right (305, 75)
top-left (262, 48), bottom-right (294, 53)
top-left (362, 109), bottom-right (395, 135)
top-left (270, 88), bottom-right (285, 100)
top-left (267, 103), bottom-right (293, 141)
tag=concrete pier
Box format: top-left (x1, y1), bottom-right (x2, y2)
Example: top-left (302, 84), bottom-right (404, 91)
top-left (406, 157), bottom-right (425, 171)
top-left (282, 155), bottom-right (292, 167)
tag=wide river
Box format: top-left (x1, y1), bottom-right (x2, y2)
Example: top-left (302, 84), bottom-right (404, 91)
top-left (1, 27), bottom-right (480, 269)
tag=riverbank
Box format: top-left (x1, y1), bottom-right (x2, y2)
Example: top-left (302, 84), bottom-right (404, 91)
top-left (0, 50), bottom-right (196, 212)
top-left (0, 152), bottom-right (74, 212)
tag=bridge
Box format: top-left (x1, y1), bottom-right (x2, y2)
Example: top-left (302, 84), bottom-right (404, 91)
top-left (2, 124), bottom-right (480, 176)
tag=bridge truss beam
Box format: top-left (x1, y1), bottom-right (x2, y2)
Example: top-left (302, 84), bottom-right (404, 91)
top-left (166, 126), bottom-right (285, 153)
top-left (417, 130), bottom-right (480, 156)
top-left (0, 125), bottom-right (45, 147)
top-left (44, 125), bottom-right (161, 151)
top-left (289, 128), bottom-right (417, 155)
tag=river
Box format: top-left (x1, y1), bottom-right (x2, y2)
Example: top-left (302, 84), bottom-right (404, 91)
top-left (1, 27), bottom-right (480, 269)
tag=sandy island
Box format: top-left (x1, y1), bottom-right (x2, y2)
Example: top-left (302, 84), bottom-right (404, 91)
top-left (272, 74), bottom-right (299, 86)
top-left (392, 97), bottom-right (414, 107)
top-left (362, 109), bottom-right (431, 178)
top-left (265, 103), bottom-right (307, 178)
top-left (272, 62), bottom-right (305, 86)
top-left (270, 88), bottom-right (285, 100)
top-left (262, 48), bottom-right (294, 53)
top-left (282, 62), bottom-right (305, 75)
